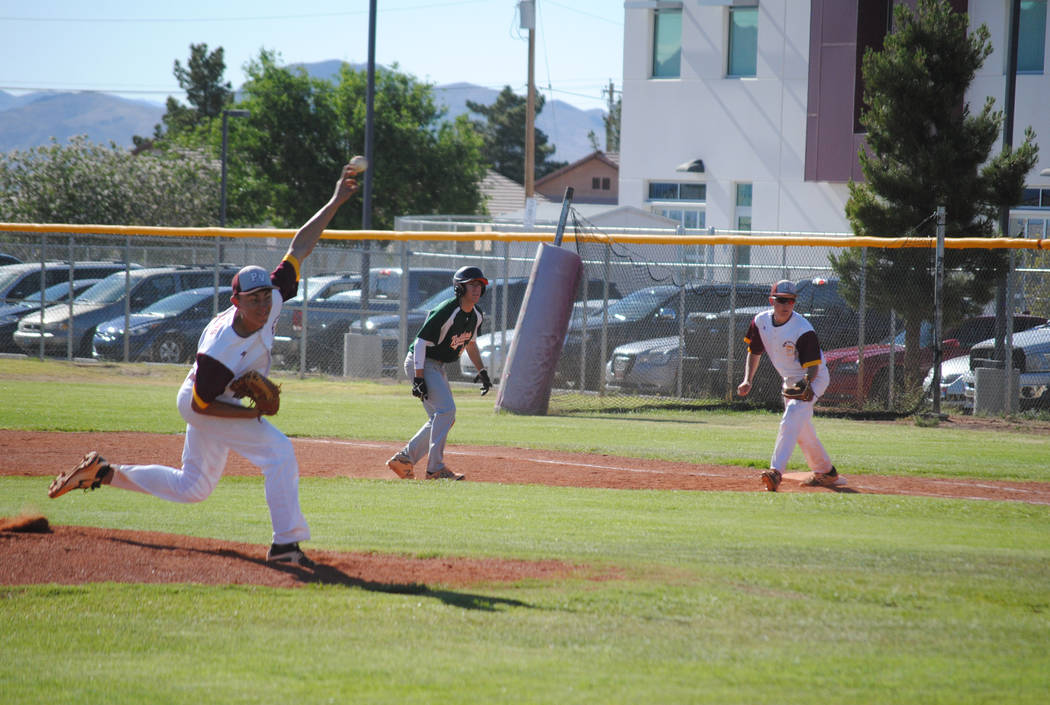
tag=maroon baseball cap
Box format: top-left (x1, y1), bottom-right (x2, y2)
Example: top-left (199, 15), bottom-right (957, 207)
top-left (769, 280), bottom-right (798, 299)
top-left (231, 265), bottom-right (277, 295)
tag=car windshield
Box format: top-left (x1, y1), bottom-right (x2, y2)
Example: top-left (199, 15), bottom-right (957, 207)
top-left (137, 288), bottom-right (222, 315)
top-left (285, 276), bottom-right (357, 304)
top-left (0, 268), bottom-right (29, 292)
top-left (75, 272), bottom-right (141, 304)
top-left (416, 286), bottom-right (455, 311)
top-left (606, 287), bottom-right (673, 323)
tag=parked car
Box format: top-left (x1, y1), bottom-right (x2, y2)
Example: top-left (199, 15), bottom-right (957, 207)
top-left (92, 286), bottom-right (233, 363)
top-left (0, 261), bottom-right (135, 305)
top-left (693, 278), bottom-right (894, 402)
top-left (357, 278), bottom-right (622, 377)
top-left (0, 279), bottom-right (102, 352)
top-left (600, 283), bottom-right (772, 395)
top-left (822, 314), bottom-right (1047, 404)
top-left (923, 354), bottom-right (973, 411)
top-left (14, 266), bottom-right (239, 358)
top-left (966, 324), bottom-right (1050, 410)
top-left (275, 268), bottom-right (457, 373)
top-left (460, 299), bottom-right (617, 382)
top-left (272, 273), bottom-right (363, 363)
top-left (0, 253), bottom-right (22, 266)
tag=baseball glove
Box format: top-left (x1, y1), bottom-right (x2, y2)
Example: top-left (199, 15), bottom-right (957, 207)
top-left (230, 370), bottom-right (281, 415)
top-left (781, 378), bottom-right (813, 401)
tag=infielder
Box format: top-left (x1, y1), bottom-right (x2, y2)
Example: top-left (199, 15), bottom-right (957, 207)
top-left (736, 279), bottom-right (838, 491)
top-left (47, 163), bottom-right (362, 563)
top-left (387, 266), bottom-right (491, 481)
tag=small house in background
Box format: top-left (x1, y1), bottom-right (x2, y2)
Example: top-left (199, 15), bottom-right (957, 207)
top-left (479, 169), bottom-right (555, 216)
top-left (535, 151), bottom-right (619, 205)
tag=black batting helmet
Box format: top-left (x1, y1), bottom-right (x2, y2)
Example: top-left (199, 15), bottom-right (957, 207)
top-left (453, 266), bottom-right (488, 297)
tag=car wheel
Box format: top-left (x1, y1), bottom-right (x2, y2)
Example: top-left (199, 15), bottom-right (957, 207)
top-left (152, 334), bottom-right (187, 364)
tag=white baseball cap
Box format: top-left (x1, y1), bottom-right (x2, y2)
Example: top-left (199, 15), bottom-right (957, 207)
top-left (231, 265), bottom-right (277, 295)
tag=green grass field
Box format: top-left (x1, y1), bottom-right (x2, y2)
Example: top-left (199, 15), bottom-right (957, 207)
top-left (2, 359), bottom-right (1049, 704)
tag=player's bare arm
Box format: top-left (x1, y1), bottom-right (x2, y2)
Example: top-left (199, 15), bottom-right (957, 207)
top-left (286, 163), bottom-right (362, 263)
top-left (465, 340), bottom-right (484, 373)
top-left (737, 352), bottom-right (762, 397)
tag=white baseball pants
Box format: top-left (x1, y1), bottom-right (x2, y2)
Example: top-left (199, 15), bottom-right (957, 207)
top-left (109, 378), bottom-right (310, 545)
top-left (770, 371), bottom-right (833, 474)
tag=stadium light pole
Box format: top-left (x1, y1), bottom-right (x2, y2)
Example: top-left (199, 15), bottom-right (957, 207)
top-left (221, 109), bottom-right (250, 228)
top-left (218, 108), bottom-right (250, 313)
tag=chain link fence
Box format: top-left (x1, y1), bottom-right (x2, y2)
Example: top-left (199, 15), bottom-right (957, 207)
top-left (3, 220), bottom-right (1049, 416)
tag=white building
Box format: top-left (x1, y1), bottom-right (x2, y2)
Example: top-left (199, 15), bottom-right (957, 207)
top-left (620, 0), bottom-right (1050, 238)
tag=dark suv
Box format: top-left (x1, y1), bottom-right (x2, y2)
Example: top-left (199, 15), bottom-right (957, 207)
top-left (0, 261), bottom-right (135, 305)
top-left (693, 278), bottom-right (892, 402)
top-left (14, 265), bottom-right (239, 358)
top-left (604, 283), bottom-right (771, 395)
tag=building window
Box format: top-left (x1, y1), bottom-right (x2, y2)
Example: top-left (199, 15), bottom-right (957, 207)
top-left (728, 6), bottom-right (758, 77)
top-left (652, 8), bottom-right (682, 78)
top-left (601, 177), bottom-right (611, 190)
top-left (592, 177), bottom-right (601, 189)
top-left (1018, 0), bottom-right (1047, 73)
top-left (649, 181), bottom-right (705, 229)
top-left (1019, 187), bottom-right (1050, 208)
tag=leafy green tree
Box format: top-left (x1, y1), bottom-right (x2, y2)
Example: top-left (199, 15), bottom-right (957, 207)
top-left (467, 86), bottom-right (566, 183)
top-left (836, 0), bottom-right (1037, 381)
top-left (0, 136), bottom-right (220, 226)
top-left (226, 51), bottom-right (486, 229)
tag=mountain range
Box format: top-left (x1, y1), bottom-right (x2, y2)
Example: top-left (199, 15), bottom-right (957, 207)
top-left (0, 60), bottom-right (607, 164)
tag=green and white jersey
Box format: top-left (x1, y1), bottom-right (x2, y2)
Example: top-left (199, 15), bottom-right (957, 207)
top-left (409, 297), bottom-right (485, 363)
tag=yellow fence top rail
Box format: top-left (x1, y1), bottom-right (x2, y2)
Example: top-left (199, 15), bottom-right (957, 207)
top-left (2, 222), bottom-right (1048, 249)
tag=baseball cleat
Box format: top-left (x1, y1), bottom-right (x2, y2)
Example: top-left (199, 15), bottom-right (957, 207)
top-left (800, 467), bottom-right (839, 487)
top-left (760, 469), bottom-right (782, 492)
top-left (266, 542), bottom-right (311, 565)
top-left (387, 453), bottom-right (415, 479)
top-left (426, 467), bottom-right (464, 481)
top-left (48, 452), bottom-right (112, 499)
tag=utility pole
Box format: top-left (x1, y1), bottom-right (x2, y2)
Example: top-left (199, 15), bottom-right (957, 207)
top-left (602, 79), bottom-right (619, 153)
top-left (520, 1), bottom-right (536, 226)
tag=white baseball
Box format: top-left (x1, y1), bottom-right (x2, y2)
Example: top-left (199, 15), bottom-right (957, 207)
top-left (349, 155), bottom-right (369, 173)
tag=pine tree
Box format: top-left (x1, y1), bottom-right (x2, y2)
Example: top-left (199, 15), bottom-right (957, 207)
top-left (836, 0), bottom-right (1037, 384)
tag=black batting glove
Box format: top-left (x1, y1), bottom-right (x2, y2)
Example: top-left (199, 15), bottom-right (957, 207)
top-left (474, 369), bottom-right (492, 396)
top-left (411, 377), bottom-right (428, 401)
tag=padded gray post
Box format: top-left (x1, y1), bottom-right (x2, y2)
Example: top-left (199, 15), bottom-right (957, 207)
top-left (495, 243), bottom-right (582, 415)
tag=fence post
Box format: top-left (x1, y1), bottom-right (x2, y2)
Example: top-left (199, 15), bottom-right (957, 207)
top-left (1004, 248), bottom-right (1015, 413)
top-left (931, 206), bottom-right (945, 416)
top-left (856, 248), bottom-right (867, 405)
top-left (727, 244), bottom-right (739, 400)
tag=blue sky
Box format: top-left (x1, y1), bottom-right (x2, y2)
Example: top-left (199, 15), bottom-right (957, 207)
top-left (0, 0), bottom-right (623, 112)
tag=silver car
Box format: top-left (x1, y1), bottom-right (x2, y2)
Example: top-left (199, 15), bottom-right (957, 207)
top-left (605, 336), bottom-right (685, 395)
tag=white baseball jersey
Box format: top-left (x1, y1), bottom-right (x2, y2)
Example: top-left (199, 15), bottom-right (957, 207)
top-left (744, 309), bottom-right (826, 384)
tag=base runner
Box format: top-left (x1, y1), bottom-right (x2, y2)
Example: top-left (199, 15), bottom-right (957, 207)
top-left (387, 266), bottom-right (491, 481)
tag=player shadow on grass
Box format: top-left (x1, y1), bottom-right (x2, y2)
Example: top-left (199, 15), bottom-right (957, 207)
top-left (110, 537), bottom-right (533, 612)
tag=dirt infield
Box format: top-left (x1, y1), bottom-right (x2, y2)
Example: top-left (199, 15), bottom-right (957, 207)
top-left (3, 429), bottom-right (1049, 588)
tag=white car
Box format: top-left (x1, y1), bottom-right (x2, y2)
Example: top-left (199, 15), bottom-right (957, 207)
top-left (923, 354), bottom-right (973, 410)
top-left (459, 299), bottom-right (615, 382)
top-left (461, 328), bottom-right (516, 381)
